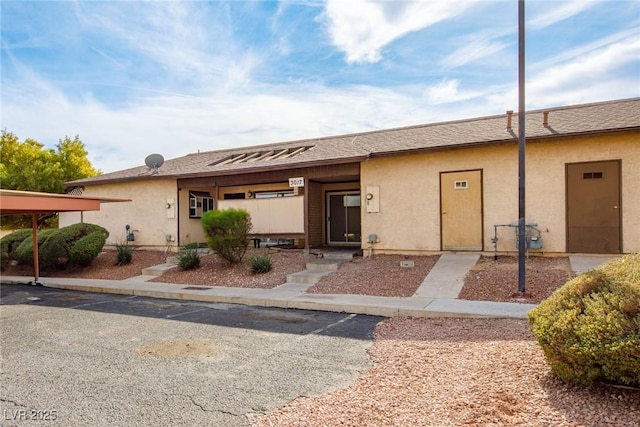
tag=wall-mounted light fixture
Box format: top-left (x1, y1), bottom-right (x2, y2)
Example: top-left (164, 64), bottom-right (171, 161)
top-left (247, 191), bottom-right (254, 198)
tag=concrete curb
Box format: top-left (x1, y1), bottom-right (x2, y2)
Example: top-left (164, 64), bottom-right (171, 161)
top-left (1, 275), bottom-right (533, 319)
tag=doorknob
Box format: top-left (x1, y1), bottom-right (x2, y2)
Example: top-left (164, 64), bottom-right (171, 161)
top-left (613, 205), bottom-right (619, 209)
top-left (442, 211), bottom-right (447, 215)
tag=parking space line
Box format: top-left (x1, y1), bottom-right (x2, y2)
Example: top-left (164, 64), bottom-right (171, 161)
top-left (308, 313), bottom-right (357, 335)
top-left (68, 300), bottom-right (114, 309)
top-left (165, 307), bottom-right (211, 318)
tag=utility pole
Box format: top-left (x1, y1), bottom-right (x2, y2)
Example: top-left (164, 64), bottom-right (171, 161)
top-left (518, 0), bottom-right (526, 294)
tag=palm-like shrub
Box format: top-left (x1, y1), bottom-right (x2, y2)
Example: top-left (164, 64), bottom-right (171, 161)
top-left (177, 244), bottom-right (201, 270)
top-left (250, 251), bottom-right (273, 274)
top-left (115, 242), bottom-right (134, 265)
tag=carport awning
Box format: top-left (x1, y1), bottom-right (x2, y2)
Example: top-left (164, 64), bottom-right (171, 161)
top-left (0, 189), bottom-right (130, 215)
top-left (1, 189), bottom-right (131, 284)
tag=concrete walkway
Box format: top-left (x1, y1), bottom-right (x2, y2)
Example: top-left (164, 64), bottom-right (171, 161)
top-left (414, 253), bottom-right (480, 299)
top-left (0, 254), bottom-right (615, 320)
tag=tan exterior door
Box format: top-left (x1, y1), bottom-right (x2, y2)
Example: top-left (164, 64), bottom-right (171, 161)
top-left (566, 160), bottom-right (621, 253)
top-left (440, 170), bottom-right (483, 251)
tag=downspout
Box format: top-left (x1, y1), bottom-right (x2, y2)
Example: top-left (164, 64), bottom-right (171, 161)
top-left (176, 187), bottom-right (181, 247)
top-left (304, 177), bottom-right (309, 254)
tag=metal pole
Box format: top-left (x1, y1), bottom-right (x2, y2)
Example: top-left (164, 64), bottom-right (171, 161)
top-left (518, 0), bottom-right (526, 294)
top-left (31, 214), bottom-right (40, 284)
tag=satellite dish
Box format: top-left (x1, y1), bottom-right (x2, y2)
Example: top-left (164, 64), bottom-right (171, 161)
top-left (145, 153), bottom-right (165, 175)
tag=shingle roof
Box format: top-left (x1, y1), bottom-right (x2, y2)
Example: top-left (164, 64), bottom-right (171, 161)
top-left (68, 97), bottom-right (640, 186)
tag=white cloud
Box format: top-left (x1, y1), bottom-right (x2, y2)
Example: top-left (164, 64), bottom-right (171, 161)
top-left (526, 36), bottom-right (640, 107)
top-left (323, 0), bottom-right (473, 63)
top-left (528, 0), bottom-right (597, 29)
top-left (440, 35), bottom-right (509, 69)
top-left (424, 79), bottom-right (482, 104)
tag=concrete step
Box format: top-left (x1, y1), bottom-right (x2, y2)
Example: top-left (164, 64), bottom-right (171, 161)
top-left (306, 259), bottom-right (344, 271)
top-left (141, 263), bottom-right (178, 276)
top-left (286, 270), bottom-right (332, 284)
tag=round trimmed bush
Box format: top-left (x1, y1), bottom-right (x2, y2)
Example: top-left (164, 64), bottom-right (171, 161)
top-left (69, 230), bottom-right (109, 266)
top-left (13, 229), bottom-right (56, 266)
top-left (39, 223), bottom-right (109, 270)
top-left (0, 228), bottom-right (33, 269)
top-left (528, 254), bottom-right (640, 387)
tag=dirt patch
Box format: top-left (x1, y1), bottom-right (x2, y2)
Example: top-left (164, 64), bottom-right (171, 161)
top-left (137, 339), bottom-right (217, 358)
top-left (308, 255), bottom-right (440, 297)
top-left (458, 255), bottom-right (575, 304)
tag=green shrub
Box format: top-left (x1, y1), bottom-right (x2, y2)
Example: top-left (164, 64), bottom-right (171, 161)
top-left (528, 254), bottom-right (640, 387)
top-left (13, 229), bottom-right (56, 266)
top-left (115, 242), bottom-right (133, 265)
top-left (39, 223), bottom-right (109, 271)
top-left (69, 231), bottom-right (108, 266)
top-left (250, 251), bottom-right (273, 274)
top-left (201, 208), bottom-right (252, 264)
top-left (0, 228), bottom-right (33, 268)
top-left (177, 246), bottom-right (201, 270)
top-left (0, 247), bottom-right (8, 271)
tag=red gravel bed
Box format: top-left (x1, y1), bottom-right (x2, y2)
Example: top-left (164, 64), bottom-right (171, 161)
top-left (308, 254), bottom-right (440, 297)
top-left (253, 318), bottom-right (640, 427)
top-left (151, 248), bottom-right (311, 288)
top-left (459, 255), bottom-right (575, 304)
top-left (2, 249), bottom-right (166, 281)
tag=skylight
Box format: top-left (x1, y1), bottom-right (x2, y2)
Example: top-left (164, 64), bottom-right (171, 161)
top-left (210, 145), bottom-right (314, 166)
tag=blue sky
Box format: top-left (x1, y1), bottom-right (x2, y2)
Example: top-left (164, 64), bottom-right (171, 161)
top-left (2, 1), bottom-right (639, 173)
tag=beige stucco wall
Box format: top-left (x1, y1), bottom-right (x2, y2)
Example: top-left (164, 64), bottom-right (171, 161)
top-left (218, 197), bottom-right (304, 234)
top-left (60, 179), bottom-right (179, 249)
top-left (361, 133), bottom-right (639, 255)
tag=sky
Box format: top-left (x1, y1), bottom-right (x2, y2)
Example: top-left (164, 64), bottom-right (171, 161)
top-left (2, 0), bottom-right (639, 174)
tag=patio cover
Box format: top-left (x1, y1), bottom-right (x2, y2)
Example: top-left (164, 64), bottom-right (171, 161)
top-left (0, 189), bottom-right (131, 284)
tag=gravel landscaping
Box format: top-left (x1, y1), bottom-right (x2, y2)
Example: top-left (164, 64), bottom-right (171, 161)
top-left (5, 248), bottom-right (636, 426)
top-left (253, 317), bottom-right (639, 427)
top-left (308, 254), bottom-right (440, 297)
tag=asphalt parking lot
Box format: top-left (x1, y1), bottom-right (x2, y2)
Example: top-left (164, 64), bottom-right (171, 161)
top-left (0, 284), bottom-right (383, 426)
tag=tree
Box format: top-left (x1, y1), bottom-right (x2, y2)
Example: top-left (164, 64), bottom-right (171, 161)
top-left (0, 130), bottom-right (101, 228)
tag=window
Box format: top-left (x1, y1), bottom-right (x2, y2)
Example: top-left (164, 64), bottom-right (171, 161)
top-left (255, 190), bottom-right (294, 199)
top-left (454, 180), bottom-right (469, 189)
top-left (583, 172), bottom-right (604, 179)
top-left (343, 195), bottom-right (361, 207)
top-left (189, 191), bottom-right (214, 218)
top-left (223, 193), bottom-right (246, 200)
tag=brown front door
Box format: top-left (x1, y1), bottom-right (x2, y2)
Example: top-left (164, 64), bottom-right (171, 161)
top-left (440, 170), bottom-right (483, 251)
top-left (566, 160), bottom-right (621, 253)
